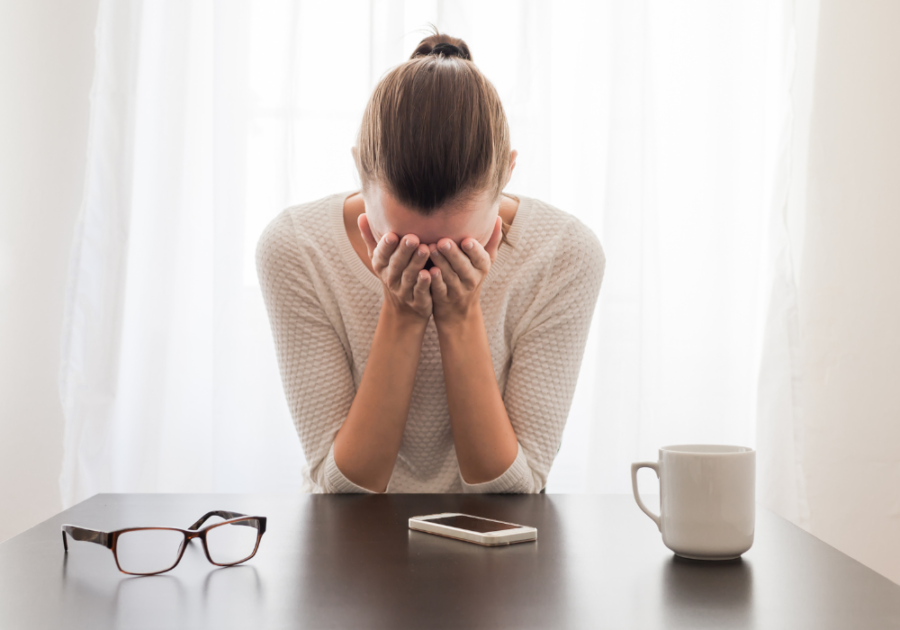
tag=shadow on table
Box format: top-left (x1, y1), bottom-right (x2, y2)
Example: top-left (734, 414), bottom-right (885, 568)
top-left (660, 554), bottom-right (755, 627)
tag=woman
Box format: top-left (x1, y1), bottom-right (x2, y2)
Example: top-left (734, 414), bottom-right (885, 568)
top-left (256, 30), bottom-right (605, 494)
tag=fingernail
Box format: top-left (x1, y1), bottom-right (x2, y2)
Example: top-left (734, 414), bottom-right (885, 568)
top-left (386, 235), bottom-right (395, 245)
top-left (440, 242), bottom-right (451, 252)
top-left (464, 241), bottom-right (474, 250)
top-left (417, 248), bottom-right (426, 257)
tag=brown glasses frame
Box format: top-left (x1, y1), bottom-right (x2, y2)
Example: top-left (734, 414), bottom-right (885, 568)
top-left (61, 510), bottom-right (267, 576)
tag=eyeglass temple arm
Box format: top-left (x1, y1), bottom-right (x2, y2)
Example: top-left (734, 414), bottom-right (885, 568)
top-left (188, 510), bottom-right (257, 531)
top-left (61, 525), bottom-right (111, 552)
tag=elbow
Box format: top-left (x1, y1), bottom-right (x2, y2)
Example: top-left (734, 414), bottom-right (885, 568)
top-left (459, 444), bottom-right (546, 494)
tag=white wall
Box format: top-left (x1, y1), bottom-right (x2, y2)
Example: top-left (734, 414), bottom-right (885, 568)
top-left (791, 0), bottom-right (900, 585)
top-left (0, 0), bottom-right (100, 543)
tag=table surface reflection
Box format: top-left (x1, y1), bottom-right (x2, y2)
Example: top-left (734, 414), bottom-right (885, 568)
top-left (1, 493), bottom-right (898, 629)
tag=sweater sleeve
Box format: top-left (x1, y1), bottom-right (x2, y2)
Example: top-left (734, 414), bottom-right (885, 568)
top-left (255, 209), bottom-right (377, 494)
top-left (459, 217), bottom-right (606, 494)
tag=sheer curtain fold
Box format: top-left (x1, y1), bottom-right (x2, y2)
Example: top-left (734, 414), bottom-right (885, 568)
top-left (59, 0), bottom-right (798, 510)
top-left (59, 0), bottom-right (144, 506)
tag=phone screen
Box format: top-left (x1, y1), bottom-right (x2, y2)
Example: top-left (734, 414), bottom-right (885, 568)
top-left (428, 515), bottom-right (522, 533)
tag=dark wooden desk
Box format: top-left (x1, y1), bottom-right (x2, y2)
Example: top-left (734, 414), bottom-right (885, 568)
top-left (1, 493), bottom-right (898, 629)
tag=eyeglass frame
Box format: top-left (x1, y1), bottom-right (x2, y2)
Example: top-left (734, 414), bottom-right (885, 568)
top-left (61, 510), bottom-right (268, 576)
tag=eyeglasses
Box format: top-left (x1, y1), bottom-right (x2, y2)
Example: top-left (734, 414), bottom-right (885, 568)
top-left (61, 510), bottom-right (267, 576)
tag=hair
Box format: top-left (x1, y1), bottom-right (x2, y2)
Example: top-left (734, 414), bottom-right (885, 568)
top-left (354, 24), bottom-right (514, 246)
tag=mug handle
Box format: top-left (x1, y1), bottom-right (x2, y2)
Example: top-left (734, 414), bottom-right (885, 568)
top-left (631, 462), bottom-right (661, 531)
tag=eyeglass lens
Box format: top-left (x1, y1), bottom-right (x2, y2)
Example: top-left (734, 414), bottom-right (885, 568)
top-left (205, 519), bottom-right (260, 565)
top-left (116, 529), bottom-right (184, 574)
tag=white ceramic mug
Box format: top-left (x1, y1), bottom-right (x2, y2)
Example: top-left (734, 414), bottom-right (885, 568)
top-left (631, 444), bottom-right (755, 560)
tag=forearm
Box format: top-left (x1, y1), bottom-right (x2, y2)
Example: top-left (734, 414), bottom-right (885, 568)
top-left (436, 303), bottom-right (519, 484)
top-left (333, 304), bottom-right (427, 492)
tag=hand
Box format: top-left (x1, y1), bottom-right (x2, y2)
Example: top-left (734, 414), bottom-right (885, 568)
top-left (358, 214), bottom-right (433, 321)
top-left (427, 216), bottom-right (503, 326)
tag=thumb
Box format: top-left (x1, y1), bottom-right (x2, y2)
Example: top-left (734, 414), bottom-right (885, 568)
top-left (485, 216), bottom-right (503, 262)
top-left (358, 213), bottom-right (377, 259)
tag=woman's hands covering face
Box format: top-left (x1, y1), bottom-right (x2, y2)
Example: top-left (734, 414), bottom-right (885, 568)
top-left (358, 214), bottom-right (433, 321)
top-left (358, 213), bottom-right (504, 325)
top-left (426, 216), bottom-right (503, 326)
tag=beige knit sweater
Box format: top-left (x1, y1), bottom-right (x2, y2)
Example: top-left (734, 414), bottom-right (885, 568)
top-left (256, 189), bottom-right (605, 493)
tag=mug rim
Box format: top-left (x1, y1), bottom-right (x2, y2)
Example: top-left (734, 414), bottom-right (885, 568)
top-left (660, 444), bottom-right (754, 455)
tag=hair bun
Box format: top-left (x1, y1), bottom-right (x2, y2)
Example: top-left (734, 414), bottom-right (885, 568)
top-left (429, 42), bottom-right (469, 60)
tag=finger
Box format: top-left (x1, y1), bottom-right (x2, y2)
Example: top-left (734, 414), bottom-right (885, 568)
top-left (429, 265), bottom-right (449, 302)
top-left (438, 237), bottom-right (480, 290)
top-left (413, 269), bottom-right (432, 310)
top-left (386, 234), bottom-right (420, 289)
top-left (484, 216), bottom-right (503, 262)
top-left (460, 236), bottom-right (491, 275)
top-left (399, 243), bottom-right (430, 296)
top-left (357, 213), bottom-right (378, 259)
top-left (429, 246), bottom-right (463, 296)
top-left (372, 232), bottom-right (399, 274)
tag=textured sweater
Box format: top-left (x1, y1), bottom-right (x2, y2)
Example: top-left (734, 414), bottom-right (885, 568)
top-left (256, 189), bottom-right (605, 493)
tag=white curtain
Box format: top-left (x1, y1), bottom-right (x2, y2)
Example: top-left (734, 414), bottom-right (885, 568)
top-left (59, 0), bottom-right (795, 507)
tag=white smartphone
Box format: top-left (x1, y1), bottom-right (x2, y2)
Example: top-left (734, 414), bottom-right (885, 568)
top-left (408, 512), bottom-right (537, 546)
